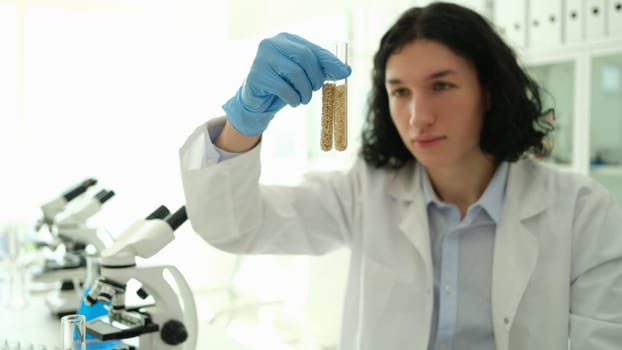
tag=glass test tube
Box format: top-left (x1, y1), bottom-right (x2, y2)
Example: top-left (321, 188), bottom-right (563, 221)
top-left (321, 42), bottom-right (348, 152)
top-left (60, 314), bottom-right (86, 350)
top-left (3, 223), bottom-right (31, 310)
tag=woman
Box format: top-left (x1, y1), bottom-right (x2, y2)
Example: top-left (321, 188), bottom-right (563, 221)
top-left (180, 3), bottom-right (622, 349)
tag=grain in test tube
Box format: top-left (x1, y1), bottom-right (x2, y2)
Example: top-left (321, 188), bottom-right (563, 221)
top-left (321, 42), bottom-right (348, 152)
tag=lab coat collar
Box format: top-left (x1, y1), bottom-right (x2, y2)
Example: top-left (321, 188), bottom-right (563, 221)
top-left (506, 158), bottom-right (552, 219)
top-left (387, 161), bottom-right (418, 202)
top-left (387, 158), bottom-right (550, 217)
top-left (419, 161), bottom-right (509, 224)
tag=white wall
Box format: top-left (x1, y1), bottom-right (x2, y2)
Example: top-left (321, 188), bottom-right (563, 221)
top-left (0, 0), bottom-right (241, 306)
top-left (0, 1), bottom-right (497, 348)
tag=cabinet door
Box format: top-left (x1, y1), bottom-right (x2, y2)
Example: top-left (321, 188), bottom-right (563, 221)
top-left (590, 53), bottom-right (622, 205)
top-left (528, 0), bottom-right (563, 47)
top-left (563, 0), bottom-right (584, 44)
top-left (608, 0), bottom-right (622, 39)
top-left (585, 0), bottom-right (607, 40)
top-left (494, 0), bottom-right (527, 48)
top-left (526, 61), bottom-right (576, 169)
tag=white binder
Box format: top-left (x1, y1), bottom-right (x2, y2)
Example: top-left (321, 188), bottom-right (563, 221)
top-left (607, 0), bottom-right (622, 39)
top-left (586, 0), bottom-right (607, 40)
top-left (493, 0), bottom-right (528, 48)
top-left (529, 0), bottom-right (563, 47)
top-left (563, 0), bottom-right (585, 43)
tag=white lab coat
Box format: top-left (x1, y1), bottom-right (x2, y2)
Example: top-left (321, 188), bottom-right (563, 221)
top-left (180, 122), bottom-right (622, 350)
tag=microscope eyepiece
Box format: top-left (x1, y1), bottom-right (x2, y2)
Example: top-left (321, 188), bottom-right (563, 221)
top-left (146, 205), bottom-right (170, 220)
top-left (165, 206), bottom-right (187, 231)
top-left (63, 178), bottom-right (98, 202)
top-left (95, 189), bottom-right (115, 204)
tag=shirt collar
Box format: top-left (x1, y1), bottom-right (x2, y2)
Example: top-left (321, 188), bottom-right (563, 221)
top-left (420, 161), bottom-right (509, 224)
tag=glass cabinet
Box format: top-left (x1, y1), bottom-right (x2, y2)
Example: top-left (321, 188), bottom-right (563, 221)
top-left (589, 52), bottom-right (622, 204)
top-left (523, 39), bottom-right (622, 205)
top-left (526, 61), bottom-right (575, 167)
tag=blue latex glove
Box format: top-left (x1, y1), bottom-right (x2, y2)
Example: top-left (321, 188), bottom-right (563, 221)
top-left (222, 32), bottom-right (352, 136)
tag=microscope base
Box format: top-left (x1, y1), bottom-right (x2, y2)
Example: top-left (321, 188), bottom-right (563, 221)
top-left (45, 288), bottom-right (82, 318)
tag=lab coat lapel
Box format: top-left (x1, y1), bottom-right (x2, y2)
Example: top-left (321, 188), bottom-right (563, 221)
top-left (383, 163), bottom-right (433, 349)
top-left (492, 159), bottom-right (549, 350)
top-left (398, 197), bottom-right (433, 282)
top-left (390, 163), bottom-right (433, 288)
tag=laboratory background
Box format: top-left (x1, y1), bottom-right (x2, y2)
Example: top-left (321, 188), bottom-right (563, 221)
top-left (1, 0), bottom-right (622, 349)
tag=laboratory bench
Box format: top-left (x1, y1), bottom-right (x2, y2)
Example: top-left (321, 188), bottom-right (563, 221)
top-left (0, 289), bottom-right (251, 350)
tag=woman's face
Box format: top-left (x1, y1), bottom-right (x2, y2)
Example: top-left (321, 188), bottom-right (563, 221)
top-left (385, 39), bottom-right (489, 171)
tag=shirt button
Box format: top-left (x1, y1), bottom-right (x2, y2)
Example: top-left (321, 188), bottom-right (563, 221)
top-left (439, 344), bottom-right (449, 350)
top-left (504, 317), bottom-right (511, 327)
top-left (444, 285), bottom-right (453, 294)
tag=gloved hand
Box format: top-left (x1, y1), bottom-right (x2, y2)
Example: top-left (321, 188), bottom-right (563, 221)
top-left (222, 32), bottom-right (352, 137)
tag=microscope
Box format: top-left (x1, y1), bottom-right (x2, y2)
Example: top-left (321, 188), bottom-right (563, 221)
top-left (36, 178), bottom-right (98, 232)
top-left (52, 188), bottom-right (116, 251)
top-left (33, 187), bottom-right (116, 317)
top-left (84, 205), bottom-right (198, 350)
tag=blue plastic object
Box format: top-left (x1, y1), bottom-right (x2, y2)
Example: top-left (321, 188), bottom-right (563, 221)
top-left (76, 287), bottom-right (124, 349)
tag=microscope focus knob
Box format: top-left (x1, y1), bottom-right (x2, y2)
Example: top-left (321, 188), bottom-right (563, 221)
top-left (160, 319), bottom-right (188, 345)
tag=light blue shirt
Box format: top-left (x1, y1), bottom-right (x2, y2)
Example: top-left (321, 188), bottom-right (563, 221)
top-left (421, 162), bottom-right (509, 350)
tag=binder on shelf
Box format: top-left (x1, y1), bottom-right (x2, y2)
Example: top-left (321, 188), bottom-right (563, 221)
top-left (563, 0), bottom-right (584, 44)
top-left (585, 0), bottom-right (607, 40)
top-left (528, 0), bottom-right (563, 47)
top-left (608, 0), bottom-right (622, 39)
top-left (494, 0), bottom-right (528, 48)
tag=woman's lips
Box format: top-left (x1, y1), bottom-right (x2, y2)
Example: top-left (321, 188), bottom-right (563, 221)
top-left (412, 135), bottom-right (445, 148)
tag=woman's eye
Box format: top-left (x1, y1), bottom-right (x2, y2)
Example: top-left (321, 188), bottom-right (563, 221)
top-left (433, 82), bottom-right (454, 91)
top-left (391, 88), bottom-right (409, 97)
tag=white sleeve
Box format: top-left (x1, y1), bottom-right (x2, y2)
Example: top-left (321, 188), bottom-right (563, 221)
top-left (179, 116), bottom-right (246, 170)
top-left (179, 122), bottom-right (360, 255)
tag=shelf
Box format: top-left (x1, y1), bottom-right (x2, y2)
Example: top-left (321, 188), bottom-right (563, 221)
top-left (590, 165), bottom-right (622, 177)
top-left (534, 159), bottom-right (576, 173)
top-left (521, 38), bottom-right (622, 64)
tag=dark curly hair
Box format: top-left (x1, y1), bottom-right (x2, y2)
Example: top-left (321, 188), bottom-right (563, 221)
top-left (361, 2), bottom-right (553, 168)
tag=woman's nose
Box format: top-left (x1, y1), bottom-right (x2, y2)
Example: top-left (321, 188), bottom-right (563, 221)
top-left (408, 96), bottom-right (434, 127)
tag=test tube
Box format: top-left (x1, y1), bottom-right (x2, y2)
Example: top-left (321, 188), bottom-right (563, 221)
top-left (2, 222), bottom-right (31, 310)
top-left (60, 314), bottom-right (86, 350)
top-left (321, 42), bottom-right (348, 152)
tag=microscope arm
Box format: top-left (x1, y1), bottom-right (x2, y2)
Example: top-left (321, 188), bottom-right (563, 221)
top-left (140, 264), bottom-right (197, 349)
